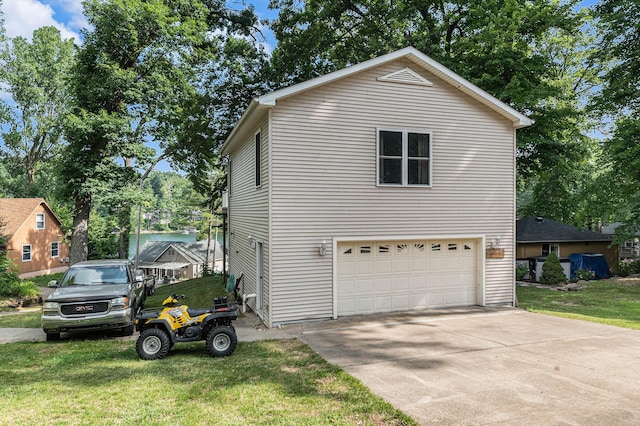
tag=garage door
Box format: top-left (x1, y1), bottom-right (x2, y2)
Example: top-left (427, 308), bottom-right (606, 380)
top-left (337, 239), bottom-right (479, 316)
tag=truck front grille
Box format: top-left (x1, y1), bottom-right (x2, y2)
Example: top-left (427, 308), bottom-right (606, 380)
top-left (61, 302), bottom-right (109, 316)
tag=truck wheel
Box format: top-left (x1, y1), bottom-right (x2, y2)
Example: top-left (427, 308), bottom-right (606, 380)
top-left (136, 328), bottom-right (171, 360)
top-left (122, 323), bottom-right (134, 336)
top-left (205, 326), bottom-right (237, 357)
top-left (46, 332), bottom-right (61, 342)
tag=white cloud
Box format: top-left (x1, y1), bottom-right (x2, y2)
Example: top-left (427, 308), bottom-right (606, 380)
top-left (1, 0), bottom-right (81, 44)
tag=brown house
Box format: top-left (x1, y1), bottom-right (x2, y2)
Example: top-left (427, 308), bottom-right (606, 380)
top-left (0, 198), bottom-right (70, 278)
top-left (516, 216), bottom-right (618, 277)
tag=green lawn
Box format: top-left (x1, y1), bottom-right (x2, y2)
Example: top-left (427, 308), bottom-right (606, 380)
top-left (1, 339), bottom-right (414, 425)
top-left (0, 274), bottom-right (416, 424)
top-left (517, 278), bottom-right (640, 329)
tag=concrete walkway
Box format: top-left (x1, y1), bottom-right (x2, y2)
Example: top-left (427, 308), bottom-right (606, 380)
top-left (292, 307), bottom-right (640, 425)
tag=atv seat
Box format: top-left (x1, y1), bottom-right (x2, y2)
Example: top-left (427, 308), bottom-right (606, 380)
top-left (187, 308), bottom-right (211, 317)
top-left (137, 310), bottom-right (159, 320)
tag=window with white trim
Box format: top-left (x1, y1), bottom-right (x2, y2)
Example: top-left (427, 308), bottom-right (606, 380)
top-left (36, 213), bottom-right (45, 230)
top-left (51, 242), bottom-right (60, 258)
top-left (541, 243), bottom-right (560, 256)
top-left (378, 129), bottom-right (431, 186)
top-left (255, 132), bottom-right (261, 187)
top-left (22, 245), bottom-right (32, 262)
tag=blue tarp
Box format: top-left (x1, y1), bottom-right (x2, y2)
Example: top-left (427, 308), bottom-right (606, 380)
top-left (568, 253), bottom-right (612, 279)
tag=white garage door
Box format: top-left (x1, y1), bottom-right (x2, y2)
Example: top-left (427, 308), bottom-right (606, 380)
top-left (337, 239), bottom-right (479, 316)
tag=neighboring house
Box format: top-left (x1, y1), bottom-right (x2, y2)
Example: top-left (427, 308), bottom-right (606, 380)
top-left (516, 216), bottom-right (617, 278)
top-left (136, 240), bottom-right (223, 282)
top-left (602, 222), bottom-right (640, 258)
top-left (221, 47), bottom-right (533, 327)
top-left (0, 198), bottom-right (69, 278)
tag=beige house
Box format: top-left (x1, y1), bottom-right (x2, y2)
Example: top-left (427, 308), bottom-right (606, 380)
top-left (0, 198), bottom-right (69, 278)
top-left (221, 47), bottom-right (533, 327)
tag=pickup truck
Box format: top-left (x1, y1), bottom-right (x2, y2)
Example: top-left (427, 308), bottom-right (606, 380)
top-left (42, 260), bottom-right (152, 341)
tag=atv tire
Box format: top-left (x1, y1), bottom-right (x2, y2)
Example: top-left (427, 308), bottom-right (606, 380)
top-left (206, 326), bottom-right (237, 357)
top-left (136, 328), bottom-right (171, 360)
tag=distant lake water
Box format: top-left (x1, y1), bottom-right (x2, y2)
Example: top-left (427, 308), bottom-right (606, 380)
top-left (128, 232), bottom-right (197, 259)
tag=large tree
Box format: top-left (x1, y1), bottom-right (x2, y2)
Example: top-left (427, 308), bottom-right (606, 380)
top-left (0, 26), bottom-right (75, 195)
top-left (62, 0), bottom-right (267, 264)
top-left (593, 0), bottom-right (640, 240)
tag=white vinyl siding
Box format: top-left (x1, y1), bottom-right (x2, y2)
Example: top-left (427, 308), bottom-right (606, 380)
top-left (227, 120), bottom-right (271, 323)
top-left (268, 59), bottom-right (515, 324)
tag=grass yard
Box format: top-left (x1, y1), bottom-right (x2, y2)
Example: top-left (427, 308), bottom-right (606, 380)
top-left (517, 278), bottom-right (640, 329)
top-left (1, 338), bottom-right (415, 425)
top-left (1, 274), bottom-right (415, 424)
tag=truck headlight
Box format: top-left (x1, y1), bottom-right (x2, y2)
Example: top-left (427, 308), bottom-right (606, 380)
top-left (42, 302), bottom-right (59, 315)
top-left (111, 297), bottom-right (130, 310)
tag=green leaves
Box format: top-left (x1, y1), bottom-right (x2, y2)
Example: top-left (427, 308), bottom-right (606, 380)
top-left (0, 26), bottom-right (75, 188)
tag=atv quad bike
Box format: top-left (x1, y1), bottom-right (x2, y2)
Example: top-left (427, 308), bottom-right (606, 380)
top-left (135, 293), bottom-right (238, 360)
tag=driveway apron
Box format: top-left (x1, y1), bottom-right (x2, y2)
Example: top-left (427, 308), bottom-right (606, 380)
top-left (295, 307), bottom-right (640, 425)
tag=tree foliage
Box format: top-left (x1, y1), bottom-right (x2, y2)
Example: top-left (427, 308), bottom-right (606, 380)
top-left (593, 1), bottom-right (640, 240)
top-left (0, 26), bottom-right (75, 194)
top-left (269, 0), bottom-right (601, 224)
top-left (61, 0), bottom-right (267, 263)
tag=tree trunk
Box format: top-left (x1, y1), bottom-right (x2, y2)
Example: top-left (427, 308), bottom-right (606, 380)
top-left (69, 194), bottom-right (92, 264)
top-left (118, 206), bottom-right (131, 259)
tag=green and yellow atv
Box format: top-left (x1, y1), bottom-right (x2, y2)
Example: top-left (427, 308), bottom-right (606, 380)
top-left (135, 293), bottom-right (238, 360)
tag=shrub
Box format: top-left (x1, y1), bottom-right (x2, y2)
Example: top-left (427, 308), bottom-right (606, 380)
top-left (0, 276), bottom-right (40, 298)
top-left (574, 269), bottom-right (596, 281)
top-left (516, 264), bottom-right (529, 281)
top-left (618, 259), bottom-right (640, 277)
top-left (540, 252), bottom-right (567, 285)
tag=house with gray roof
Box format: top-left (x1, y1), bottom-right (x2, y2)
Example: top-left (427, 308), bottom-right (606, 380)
top-left (516, 216), bottom-right (617, 277)
top-left (137, 240), bottom-right (223, 282)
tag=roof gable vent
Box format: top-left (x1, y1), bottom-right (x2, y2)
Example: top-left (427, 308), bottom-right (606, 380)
top-left (377, 67), bottom-right (433, 87)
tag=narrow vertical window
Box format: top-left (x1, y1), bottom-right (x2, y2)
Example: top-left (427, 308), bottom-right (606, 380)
top-left (255, 132), bottom-right (261, 187)
top-left (36, 213), bottom-right (45, 230)
top-left (51, 242), bottom-right (60, 258)
top-left (22, 245), bottom-right (32, 262)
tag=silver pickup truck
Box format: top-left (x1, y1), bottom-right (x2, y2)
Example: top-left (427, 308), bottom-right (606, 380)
top-left (42, 260), bottom-right (152, 341)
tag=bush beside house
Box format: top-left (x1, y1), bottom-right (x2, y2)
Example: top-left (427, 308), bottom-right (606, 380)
top-left (540, 252), bottom-right (567, 284)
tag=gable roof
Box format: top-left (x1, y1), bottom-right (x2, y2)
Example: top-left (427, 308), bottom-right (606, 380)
top-left (137, 240), bottom-right (223, 263)
top-left (516, 216), bottom-right (612, 243)
top-left (222, 46), bottom-right (533, 155)
top-left (0, 198), bottom-right (63, 238)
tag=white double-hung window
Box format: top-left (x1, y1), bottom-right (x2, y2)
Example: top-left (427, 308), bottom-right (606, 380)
top-left (377, 129), bottom-right (431, 186)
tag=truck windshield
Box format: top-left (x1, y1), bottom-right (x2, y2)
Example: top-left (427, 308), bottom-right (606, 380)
top-left (60, 266), bottom-right (128, 286)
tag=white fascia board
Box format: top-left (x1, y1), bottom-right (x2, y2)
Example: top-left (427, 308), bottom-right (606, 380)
top-left (221, 100), bottom-right (268, 156)
top-left (403, 50), bottom-right (534, 129)
top-left (258, 47), bottom-right (533, 129)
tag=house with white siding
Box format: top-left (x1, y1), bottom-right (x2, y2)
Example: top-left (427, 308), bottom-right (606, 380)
top-left (220, 47), bottom-right (533, 327)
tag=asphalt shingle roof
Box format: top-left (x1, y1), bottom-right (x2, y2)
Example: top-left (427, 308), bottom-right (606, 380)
top-left (0, 198), bottom-right (61, 238)
top-left (516, 216), bottom-right (612, 243)
top-left (137, 240), bottom-right (223, 263)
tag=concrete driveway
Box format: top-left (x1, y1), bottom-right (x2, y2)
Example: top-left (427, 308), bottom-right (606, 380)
top-left (293, 307), bottom-right (640, 425)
